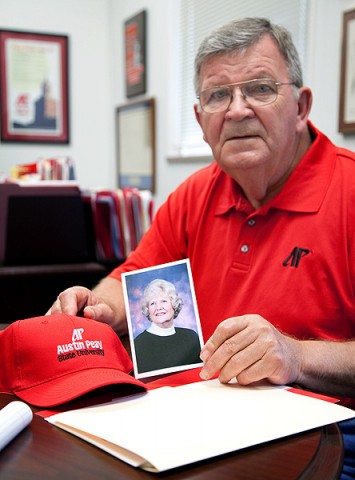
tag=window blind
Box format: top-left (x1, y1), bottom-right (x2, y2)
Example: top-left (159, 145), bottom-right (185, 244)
top-left (175, 0), bottom-right (309, 158)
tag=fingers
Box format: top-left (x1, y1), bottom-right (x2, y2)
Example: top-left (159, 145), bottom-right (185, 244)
top-left (200, 317), bottom-right (246, 362)
top-left (200, 316), bottom-right (255, 380)
top-left (45, 286), bottom-right (119, 331)
top-left (217, 343), bottom-right (265, 384)
top-left (199, 315), bottom-right (300, 386)
top-left (46, 287), bottom-right (97, 317)
top-left (82, 303), bottom-right (117, 328)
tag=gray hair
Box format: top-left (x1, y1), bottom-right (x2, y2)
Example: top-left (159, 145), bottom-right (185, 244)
top-left (194, 17), bottom-right (303, 95)
top-left (141, 279), bottom-right (183, 320)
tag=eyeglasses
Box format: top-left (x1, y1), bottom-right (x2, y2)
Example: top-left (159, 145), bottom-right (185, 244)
top-left (197, 78), bottom-right (296, 113)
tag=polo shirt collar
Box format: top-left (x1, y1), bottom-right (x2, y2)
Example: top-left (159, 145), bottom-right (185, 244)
top-left (215, 121), bottom-right (335, 216)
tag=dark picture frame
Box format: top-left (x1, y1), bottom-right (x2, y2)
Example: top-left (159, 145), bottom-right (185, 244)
top-left (339, 9), bottom-right (355, 134)
top-left (124, 10), bottom-right (147, 98)
top-left (0, 29), bottom-right (69, 143)
top-left (115, 98), bottom-right (155, 192)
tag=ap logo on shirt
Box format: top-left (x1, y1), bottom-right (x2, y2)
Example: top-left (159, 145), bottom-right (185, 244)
top-left (283, 247), bottom-right (310, 268)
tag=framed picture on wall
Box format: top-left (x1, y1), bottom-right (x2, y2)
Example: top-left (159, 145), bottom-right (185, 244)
top-left (124, 10), bottom-right (147, 98)
top-left (0, 29), bottom-right (69, 143)
top-left (339, 9), bottom-right (355, 134)
top-left (115, 98), bottom-right (155, 192)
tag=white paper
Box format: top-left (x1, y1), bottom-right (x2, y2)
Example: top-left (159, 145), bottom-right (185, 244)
top-left (0, 401), bottom-right (33, 451)
top-left (46, 380), bottom-right (355, 472)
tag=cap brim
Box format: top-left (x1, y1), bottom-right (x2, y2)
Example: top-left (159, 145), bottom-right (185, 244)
top-left (13, 367), bottom-right (147, 407)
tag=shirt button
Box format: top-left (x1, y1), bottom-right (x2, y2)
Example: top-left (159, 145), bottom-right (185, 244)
top-left (248, 218), bottom-right (256, 227)
top-left (241, 244), bottom-right (249, 253)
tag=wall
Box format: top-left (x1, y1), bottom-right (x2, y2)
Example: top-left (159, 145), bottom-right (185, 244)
top-left (108, 0), bottom-right (204, 207)
top-left (0, 0), bottom-right (113, 189)
top-left (307, 0), bottom-right (355, 152)
top-left (1, 0), bottom-right (355, 209)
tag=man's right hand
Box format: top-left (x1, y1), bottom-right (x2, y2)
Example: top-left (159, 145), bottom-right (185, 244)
top-left (46, 286), bottom-right (109, 317)
top-left (46, 278), bottom-right (128, 335)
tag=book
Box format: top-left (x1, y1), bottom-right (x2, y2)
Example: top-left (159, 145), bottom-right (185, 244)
top-left (46, 378), bottom-right (355, 472)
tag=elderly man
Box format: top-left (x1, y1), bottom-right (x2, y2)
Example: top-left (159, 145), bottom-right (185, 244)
top-left (48, 18), bottom-right (355, 476)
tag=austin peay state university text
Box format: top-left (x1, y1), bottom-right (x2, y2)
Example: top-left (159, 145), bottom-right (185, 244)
top-left (57, 328), bottom-right (105, 362)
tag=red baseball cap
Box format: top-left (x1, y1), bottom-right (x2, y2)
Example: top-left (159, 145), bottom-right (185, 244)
top-left (0, 314), bottom-right (146, 407)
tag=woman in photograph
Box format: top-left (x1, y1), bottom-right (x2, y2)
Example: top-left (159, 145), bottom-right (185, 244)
top-left (134, 279), bottom-right (202, 373)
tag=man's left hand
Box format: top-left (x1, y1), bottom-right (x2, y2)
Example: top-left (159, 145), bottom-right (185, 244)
top-left (199, 314), bottom-right (301, 386)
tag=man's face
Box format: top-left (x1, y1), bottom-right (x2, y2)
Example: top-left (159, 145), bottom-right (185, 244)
top-left (194, 35), bottom-right (309, 188)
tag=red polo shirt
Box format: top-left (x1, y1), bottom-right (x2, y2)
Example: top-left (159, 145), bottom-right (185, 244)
top-left (110, 122), bottom-right (355, 345)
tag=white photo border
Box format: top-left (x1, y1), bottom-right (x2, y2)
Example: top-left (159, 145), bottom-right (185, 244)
top-left (122, 259), bottom-right (204, 379)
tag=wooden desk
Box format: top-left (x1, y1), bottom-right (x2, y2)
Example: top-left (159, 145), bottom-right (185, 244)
top-left (0, 392), bottom-right (344, 480)
top-left (0, 324), bottom-right (345, 479)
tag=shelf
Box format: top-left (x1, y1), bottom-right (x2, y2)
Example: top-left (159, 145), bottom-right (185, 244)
top-left (0, 262), bottom-right (108, 278)
top-left (0, 261), bottom-right (120, 323)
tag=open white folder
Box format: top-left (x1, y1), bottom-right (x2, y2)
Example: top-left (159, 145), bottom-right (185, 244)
top-left (46, 379), bottom-right (355, 472)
